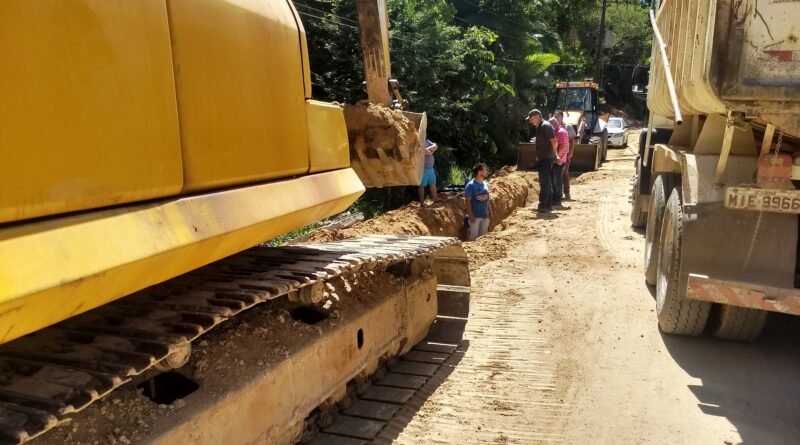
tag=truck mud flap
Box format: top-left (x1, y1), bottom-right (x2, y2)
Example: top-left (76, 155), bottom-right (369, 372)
top-left (680, 203), bottom-right (797, 302)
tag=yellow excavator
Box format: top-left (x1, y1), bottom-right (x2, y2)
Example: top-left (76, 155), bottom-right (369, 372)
top-left (0, 1), bottom-right (467, 443)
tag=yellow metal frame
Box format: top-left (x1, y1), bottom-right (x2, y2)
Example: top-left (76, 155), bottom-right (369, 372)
top-left (307, 100), bottom-right (350, 173)
top-left (0, 169), bottom-right (364, 344)
top-left (0, 0), bottom-right (183, 223)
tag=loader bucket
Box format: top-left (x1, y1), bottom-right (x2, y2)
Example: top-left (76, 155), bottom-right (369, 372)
top-left (345, 103), bottom-right (427, 188)
top-left (569, 143), bottom-right (600, 172)
top-left (516, 143), bottom-right (538, 171)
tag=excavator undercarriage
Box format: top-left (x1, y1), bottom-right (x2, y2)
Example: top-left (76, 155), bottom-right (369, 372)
top-left (10, 236), bottom-right (468, 444)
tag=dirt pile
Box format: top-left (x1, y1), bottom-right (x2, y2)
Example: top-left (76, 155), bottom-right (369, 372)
top-left (301, 167), bottom-right (538, 244)
top-left (343, 103), bottom-right (419, 153)
top-left (344, 103), bottom-right (425, 187)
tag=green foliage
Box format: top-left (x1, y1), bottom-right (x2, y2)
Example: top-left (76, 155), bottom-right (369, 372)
top-left (294, 0), bottom-right (564, 170)
top-left (446, 163), bottom-right (470, 187)
top-left (264, 224), bottom-right (317, 246)
top-left (602, 3), bottom-right (653, 66)
top-left (292, 0), bottom-right (652, 217)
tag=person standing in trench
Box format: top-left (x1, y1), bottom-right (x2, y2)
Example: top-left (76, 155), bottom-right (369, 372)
top-left (465, 163), bottom-right (490, 241)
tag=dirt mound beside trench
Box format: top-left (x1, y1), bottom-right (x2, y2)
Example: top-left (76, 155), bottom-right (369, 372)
top-left (301, 167), bottom-right (538, 244)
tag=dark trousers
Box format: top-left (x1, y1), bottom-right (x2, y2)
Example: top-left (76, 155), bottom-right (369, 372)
top-left (537, 157), bottom-right (554, 210)
top-left (563, 160), bottom-right (571, 198)
top-left (552, 163), bottom-right (565, 205)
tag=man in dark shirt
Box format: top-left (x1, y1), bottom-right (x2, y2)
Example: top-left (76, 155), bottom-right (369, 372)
top-left (526, 109), bottom-right (558, 213)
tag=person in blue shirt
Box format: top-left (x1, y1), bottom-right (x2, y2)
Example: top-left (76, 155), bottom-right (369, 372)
top-left (418, 139), bottom-right (439, 205)
top-left (465, 163), bottom-right (491, 240)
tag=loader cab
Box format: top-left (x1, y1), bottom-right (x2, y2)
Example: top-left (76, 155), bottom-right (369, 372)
top-left (552, 80), bottom-right (603, 143)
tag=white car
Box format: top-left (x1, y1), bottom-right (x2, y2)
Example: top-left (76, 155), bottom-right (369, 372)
top-left (606, 117), bottom-right (629, 147)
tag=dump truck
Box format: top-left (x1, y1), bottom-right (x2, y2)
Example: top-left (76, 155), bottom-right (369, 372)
top-left (518, 80), bottom-right (608, 172)
top-left (630, 0), bottom-right (800, 340)
top-left (0, 1), bottom-right (468, 443)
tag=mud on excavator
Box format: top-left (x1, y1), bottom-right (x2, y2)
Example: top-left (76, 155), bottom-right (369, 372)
top-left (0, 1), bottom-right (466, 443)
top-left (518, 80), bottom-right (609, 172)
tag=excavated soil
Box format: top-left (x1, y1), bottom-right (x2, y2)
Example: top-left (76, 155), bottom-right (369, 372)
top-left (344, 103), bottom-right (419, 156)
top-left (38, 270), bottom-right (410, 445)
top-left (302, 166), bottom-right (538, 247)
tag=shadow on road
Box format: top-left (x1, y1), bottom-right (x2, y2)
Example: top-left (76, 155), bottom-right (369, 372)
top-left (660, 314), bottom-right (800, 444)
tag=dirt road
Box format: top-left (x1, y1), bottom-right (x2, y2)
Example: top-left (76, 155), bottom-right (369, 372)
top-left (379, 146), bottom-right (800, 444)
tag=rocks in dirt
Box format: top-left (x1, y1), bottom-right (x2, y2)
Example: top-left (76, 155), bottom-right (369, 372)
top-left (344, 103), bottom-right (424, 187)
top-left (343, 103), bottom-right (419, 158)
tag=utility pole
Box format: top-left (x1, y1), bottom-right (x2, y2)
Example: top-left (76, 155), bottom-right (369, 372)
top-left (593, 0), bottom-right (608, 83)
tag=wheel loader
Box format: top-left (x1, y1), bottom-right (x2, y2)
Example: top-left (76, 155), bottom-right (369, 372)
top-left (630, 0), bottom-right (800, 341)
top-left (517, 80), bottom-right (609, 172)
top-left (0, 1), bottom-right (469, 443)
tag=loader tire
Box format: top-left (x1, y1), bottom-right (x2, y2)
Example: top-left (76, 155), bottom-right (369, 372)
top-left (644, 174), bottom-right (677, 285)
top-left (710, 305), bottom-right (767, 341)
top-left (656, 191), bottom-right (711, 335)
top-left (631, 162), bottom-right (647, 228)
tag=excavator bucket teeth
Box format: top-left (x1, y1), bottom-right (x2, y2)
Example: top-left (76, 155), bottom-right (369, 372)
top-left (345, 103), bottom-right (427, 188)
top-left (569, 143), bottom-right (601, 172)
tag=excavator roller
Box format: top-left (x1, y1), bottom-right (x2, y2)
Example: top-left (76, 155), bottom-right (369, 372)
top-left (345, 103), bottom-right (427, 187)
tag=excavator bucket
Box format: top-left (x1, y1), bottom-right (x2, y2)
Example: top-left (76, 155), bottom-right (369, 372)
top-left (517, 142), bottom-right (600, 172)
top-left (570, 143), bottom-right (601, 172)
top-left (345, 103), bottom-right (428, 187)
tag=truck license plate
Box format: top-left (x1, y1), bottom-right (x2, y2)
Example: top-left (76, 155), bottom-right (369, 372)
top-left (725, 187), bottom-right (800, 214)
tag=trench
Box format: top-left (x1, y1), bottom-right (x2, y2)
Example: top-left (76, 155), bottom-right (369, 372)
top-left (301, 167), bottom-right (539, 244)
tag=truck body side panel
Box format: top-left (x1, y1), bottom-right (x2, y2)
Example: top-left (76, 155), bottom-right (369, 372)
top-left (648, 0), bottom-right (800, 138)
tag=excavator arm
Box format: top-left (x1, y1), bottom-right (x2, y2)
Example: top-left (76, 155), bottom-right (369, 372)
top-left (346, 0), bottom-right (428, 187)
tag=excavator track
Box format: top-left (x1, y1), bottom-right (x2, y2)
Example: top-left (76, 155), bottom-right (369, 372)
top-left (300, 284), bottom-right (469, 445)
top-left (0, 235), bottom-right (467, 445)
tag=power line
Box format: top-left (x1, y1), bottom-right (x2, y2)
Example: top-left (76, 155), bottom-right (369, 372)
top-left (295, 2), bottom-right (360, 27)
top-left (452, 16), bottom-right (534, 46)
top-left (296, 9), bottom-right (414, 44)
top-left (297, 1), bottom-right (534, 48)
top-left (296, 10), bottom-right (360, 30)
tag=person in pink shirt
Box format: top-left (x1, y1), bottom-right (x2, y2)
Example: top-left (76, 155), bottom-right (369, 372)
top-left (549, 117), bottom-right (570, 208)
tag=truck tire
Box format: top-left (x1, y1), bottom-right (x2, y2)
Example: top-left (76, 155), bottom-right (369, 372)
top-left (656, 191), bottom-right (711, 335)
top-left (710, 304), bottom-right (768, 341)
top-left (644, 174), bottom-right (677, 284)
top-left (631, 161), bottom-right (647, 228)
